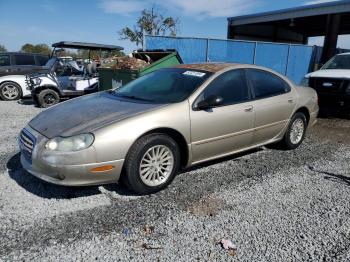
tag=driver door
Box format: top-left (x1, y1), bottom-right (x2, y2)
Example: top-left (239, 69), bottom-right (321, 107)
top-left (190, 69), bottom-right (255, 163)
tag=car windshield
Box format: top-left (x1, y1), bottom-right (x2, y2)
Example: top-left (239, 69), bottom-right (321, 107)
top-left (321, 54), bottom-right (350, 70)
top-left (112, 68), bottom-right (212, 103)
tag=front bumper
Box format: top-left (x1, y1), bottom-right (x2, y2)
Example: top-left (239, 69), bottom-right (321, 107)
top-left (19, 126), bottom-right (124, 186)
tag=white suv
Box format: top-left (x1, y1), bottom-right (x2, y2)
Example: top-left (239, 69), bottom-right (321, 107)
top-left (301, 53), bottom-right (350, 112)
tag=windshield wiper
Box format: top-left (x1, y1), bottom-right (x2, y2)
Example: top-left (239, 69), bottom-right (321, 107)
top-left (115, 94), bottom-right (154, 102)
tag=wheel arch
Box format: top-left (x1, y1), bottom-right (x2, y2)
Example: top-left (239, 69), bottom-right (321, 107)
top-left (294, 107), bottom-right (310, 125)
top-left (33, 85), bottom-right (62, 96)
top-left (137, 127), bottom-right (190, 168)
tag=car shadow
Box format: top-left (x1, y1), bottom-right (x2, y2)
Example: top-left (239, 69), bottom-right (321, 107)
top-left (6, 152), bottom-right (134, 199)
top-left (323, 172), bottom-right (350, 186)
top-left (307, 165), bottom-right (350, 186)
top-left (18, 98), bottom-right (38, 107)
top-left (182, 147), bottom-right (263, 173)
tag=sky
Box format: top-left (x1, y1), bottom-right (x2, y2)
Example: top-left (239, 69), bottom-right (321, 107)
top-left (0, 0), bottom-right (348, 53)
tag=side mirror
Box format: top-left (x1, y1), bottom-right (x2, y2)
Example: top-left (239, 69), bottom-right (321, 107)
top-left (196, 95), bottom-right (223, 110)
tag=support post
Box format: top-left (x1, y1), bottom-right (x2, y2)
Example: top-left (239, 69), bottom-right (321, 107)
top-left (285, 44), bottom-right (291, 75)
top-left (206, 38), bottom-right (210, 62)
top-left (321, 14), bottom-right (341, 64)
top-left (253, 42), bottom-right (257, 64)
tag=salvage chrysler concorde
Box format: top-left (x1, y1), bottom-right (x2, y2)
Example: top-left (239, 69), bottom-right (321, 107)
top-left (19, 63), bottom-right (318, 194)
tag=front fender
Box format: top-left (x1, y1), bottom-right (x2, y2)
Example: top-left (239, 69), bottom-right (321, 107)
top-left (92, 101), bottom-right (191, 163)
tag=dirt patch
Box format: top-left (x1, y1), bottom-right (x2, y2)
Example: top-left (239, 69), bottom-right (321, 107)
top-left (310, 118), bottom-right (350, 144)
top-left (188, 196), bottom-right (224, 217)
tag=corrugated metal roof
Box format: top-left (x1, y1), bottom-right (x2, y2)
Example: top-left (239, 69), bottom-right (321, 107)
top-left (228, 0), bottom-right (350, 26)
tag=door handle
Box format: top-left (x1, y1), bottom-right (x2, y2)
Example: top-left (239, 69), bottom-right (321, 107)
top-left (244, 105), bottom-right (253, 112)
top-left (288, 98), bottom-right (294, 103)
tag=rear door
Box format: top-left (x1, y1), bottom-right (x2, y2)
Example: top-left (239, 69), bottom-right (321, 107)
top-left (246, 68), bottom-right (296, 145)
top-left (190, 69), bottom-right (255, 163)
top-left (13, 54), bottom-right (42, 75)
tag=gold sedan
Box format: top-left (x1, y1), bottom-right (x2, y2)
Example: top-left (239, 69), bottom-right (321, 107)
top-left (19, 63), bottom-right (318, 194)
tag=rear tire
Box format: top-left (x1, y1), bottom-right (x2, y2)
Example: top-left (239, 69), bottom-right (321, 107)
top-left (37, 89), bottom-right (60, 108)
top-left (0, 82), bottom-right (22, 101)
top-left (281, 112), bottom-right (307, 150)
top-left (123, 134), bottom-right (180, 195)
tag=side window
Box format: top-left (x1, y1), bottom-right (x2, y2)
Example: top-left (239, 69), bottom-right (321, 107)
top-left (247, 69), bottom-right (290, 99)
top-left (0, 54), bottom-right (10, 66)
top-left (36, 55), bottom-right (49, 66)
top-left (202, 69), bottom-right (250, 105)
top-left (14, 54), bottom-right (36, 65)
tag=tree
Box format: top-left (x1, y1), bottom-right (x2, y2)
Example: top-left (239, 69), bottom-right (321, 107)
top-left (0, 44), bottom-right (7, 52)
top-left (21, 43), bottom-right (52, 55)
top-left (119, 7), bottom-right (179, 47)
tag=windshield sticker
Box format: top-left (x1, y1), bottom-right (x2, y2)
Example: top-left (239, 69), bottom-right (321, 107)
top-left (183, 71), bottom-right (206, 77)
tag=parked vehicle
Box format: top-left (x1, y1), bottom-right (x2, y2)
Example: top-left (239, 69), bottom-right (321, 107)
top-left (0, 75), bottom-right (32, 100)
top-left (19, 63), bottom-right (318, 194)
top-left (0, 52), bottom-right (49, 77)
top-left (27, 41), bottom-right (123, 108)
top-left (0, 52), bottom-right (49, 100)
top-left (301, 52), bottom-right (350, 112)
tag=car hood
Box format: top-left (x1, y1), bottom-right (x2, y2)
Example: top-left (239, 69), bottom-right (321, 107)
top-left (306, 69), bottom-right (350, 79)
top-left (29, 92), bottom-right (164, 138)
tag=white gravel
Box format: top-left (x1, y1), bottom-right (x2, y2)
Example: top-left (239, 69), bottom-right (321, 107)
top-left (1, 100), bottom-right (350, 261)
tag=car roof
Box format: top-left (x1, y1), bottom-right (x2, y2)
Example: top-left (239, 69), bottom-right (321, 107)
top-left (174, 63), bottom-right (248, 73)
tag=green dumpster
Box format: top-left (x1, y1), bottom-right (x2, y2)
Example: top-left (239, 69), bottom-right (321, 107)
top-left (98, 50), bottom-right (183, 91)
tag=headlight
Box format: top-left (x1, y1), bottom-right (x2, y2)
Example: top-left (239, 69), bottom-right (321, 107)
top-left (300, 77), bottom-right (309, 87)
top-left (45, 133), bottom-right (94, 152)
top-left (30, 77), bottom-right (41, 86)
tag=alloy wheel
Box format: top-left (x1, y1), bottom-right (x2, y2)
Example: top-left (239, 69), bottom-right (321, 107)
top-left (43, 94), bottom-right (57, 105)
top-left (2, 84), bottom-right (19, 100)
top-left (290, 118), bottom-right (305, 144)
top-left (139, 145), bottom-right (174, 187)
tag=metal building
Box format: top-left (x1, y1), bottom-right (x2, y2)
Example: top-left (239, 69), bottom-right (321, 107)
top-left (227, 0), bottom-right (350, 63)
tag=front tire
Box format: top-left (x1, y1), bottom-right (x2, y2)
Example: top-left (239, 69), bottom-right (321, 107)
top-left (37, 89), bottom-right (60, 108)
top-left (281, 112), bottom-right (307, 150)
top-left (0, 82), bottom-right (22, 101)
top-left (123, 134), bottom-right (180, 195)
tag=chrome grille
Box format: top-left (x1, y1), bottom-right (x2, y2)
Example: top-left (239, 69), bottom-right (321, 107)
top-left (19, 129), bottom-right (35, 162)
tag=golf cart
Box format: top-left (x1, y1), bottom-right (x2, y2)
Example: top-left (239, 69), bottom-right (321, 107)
top-left (27, 41), bottom-right (123, 108)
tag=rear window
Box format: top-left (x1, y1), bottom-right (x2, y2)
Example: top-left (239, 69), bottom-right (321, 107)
top-left (247, 69), bottom-right (290, 99)
top-left (36, 55), bottom-right (49, 66)
top-left (14, 54), bottom-right (36, 65)
top-left (0, 54), bottom-right (10, 66)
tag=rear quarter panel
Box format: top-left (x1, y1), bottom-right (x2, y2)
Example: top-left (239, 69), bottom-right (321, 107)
top-left (0, 75), bottom-right (31, 97)
top-left (294, 85), bottom-right (319, 125)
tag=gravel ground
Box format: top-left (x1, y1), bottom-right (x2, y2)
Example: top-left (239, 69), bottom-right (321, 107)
top-left (1, 100), bottom-right (350, 261)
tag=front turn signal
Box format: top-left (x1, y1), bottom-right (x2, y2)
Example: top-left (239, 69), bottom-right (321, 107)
top-left (90, 165), bottom-right (114, 173)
